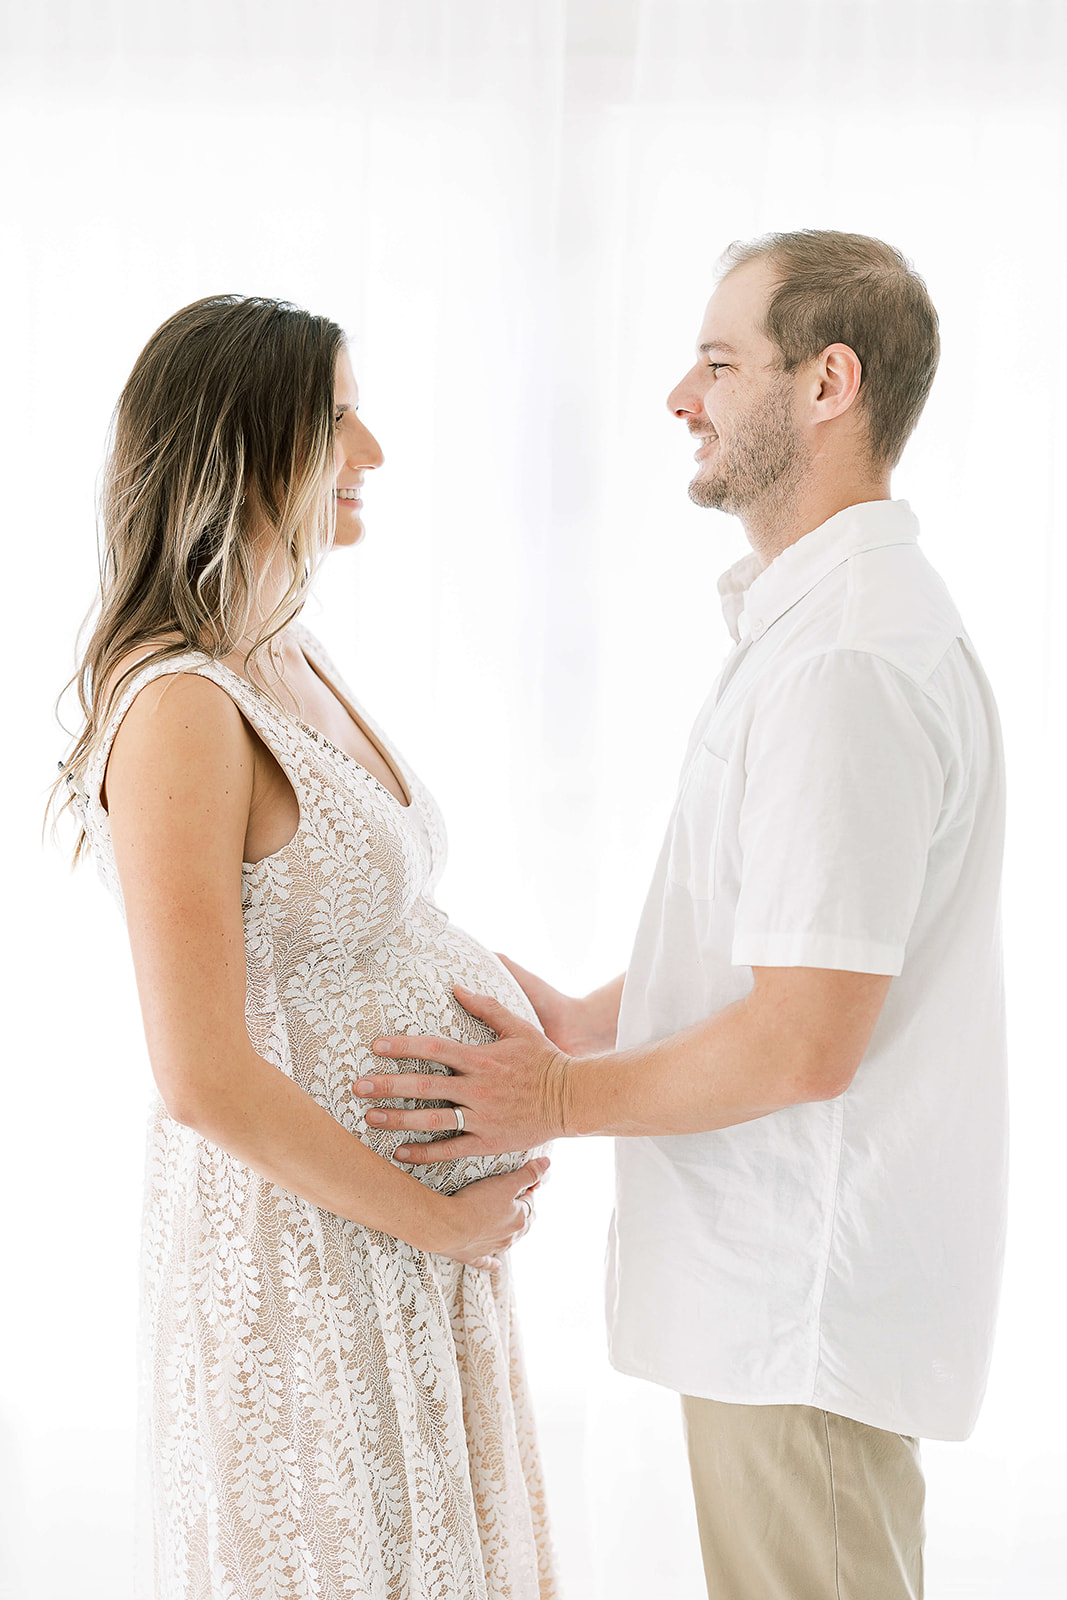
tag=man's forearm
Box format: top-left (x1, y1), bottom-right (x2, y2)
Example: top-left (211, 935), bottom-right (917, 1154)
top-left (498, 957), bottom-right (625, 1055)
top-left (360, 968), bottom-right (890, 1159)
top-left (559, 996), bottom-right (801, 1137)
top-left (559, 967), bottom-right (889, 1138)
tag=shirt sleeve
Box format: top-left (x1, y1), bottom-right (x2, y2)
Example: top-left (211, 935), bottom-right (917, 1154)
top-left (731, 649), bottom-right (949, 976)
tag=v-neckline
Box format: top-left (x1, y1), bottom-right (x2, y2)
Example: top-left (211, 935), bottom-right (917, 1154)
top-left (215, 646), bottom-right (413, 813)
top-left (294, 643), bottom-right (412, 811)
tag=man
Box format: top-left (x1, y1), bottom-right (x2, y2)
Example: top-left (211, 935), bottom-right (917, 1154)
top-left (355, 230), bottom-right (1007, 1600)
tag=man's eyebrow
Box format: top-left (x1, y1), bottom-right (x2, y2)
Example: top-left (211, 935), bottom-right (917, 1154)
top-left (698, 340), bottom-right (738, 356)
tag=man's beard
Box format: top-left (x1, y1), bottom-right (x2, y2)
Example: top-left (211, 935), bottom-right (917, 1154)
top-left (689, 380), bottom-right (810, 517)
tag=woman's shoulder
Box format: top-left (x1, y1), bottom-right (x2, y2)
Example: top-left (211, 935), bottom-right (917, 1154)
top-left (104, 633), bottom-right (206, 701)
top-left (94, 641), bottom-right (253, 801)
top-left (101, 659), bottom-right (258, 817)
top-left (108, 636), bottom-right (255, 736)
top-left (116, 656), bottom-right (240, 720)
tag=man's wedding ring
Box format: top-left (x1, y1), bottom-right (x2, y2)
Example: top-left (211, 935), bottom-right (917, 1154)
top-left (453, 1106), bottom-right (465, 1133)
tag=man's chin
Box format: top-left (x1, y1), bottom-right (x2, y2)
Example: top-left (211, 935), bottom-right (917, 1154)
top-left (688, 472), bottom-right (731, 513)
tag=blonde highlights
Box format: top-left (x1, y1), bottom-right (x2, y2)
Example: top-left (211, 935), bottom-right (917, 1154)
top-left (54, 294), bottom-right (346, 856)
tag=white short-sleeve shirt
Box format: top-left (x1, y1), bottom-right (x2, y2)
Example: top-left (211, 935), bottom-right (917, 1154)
top-left (608, 499), bottom-right (1007, 1441)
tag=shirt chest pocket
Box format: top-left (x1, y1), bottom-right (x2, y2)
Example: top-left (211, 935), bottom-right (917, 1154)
top-left (666, 744), bottom-right (729, 902)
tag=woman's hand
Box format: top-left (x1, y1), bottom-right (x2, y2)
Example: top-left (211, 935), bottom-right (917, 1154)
top-left (433, 1156), bottom-right (550, 1271)
top-left (498, 956), bottom-right (624, 1056)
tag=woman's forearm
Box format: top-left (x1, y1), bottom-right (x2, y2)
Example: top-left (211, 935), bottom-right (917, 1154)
top-left (170, 1044), bottom-right (454, 1251)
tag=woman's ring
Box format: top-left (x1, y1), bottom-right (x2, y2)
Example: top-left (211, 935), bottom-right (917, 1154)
top-left (453, 1106), bottom-right (465, 1133)
top-left (519, 1196), bottom-right (533, 1221)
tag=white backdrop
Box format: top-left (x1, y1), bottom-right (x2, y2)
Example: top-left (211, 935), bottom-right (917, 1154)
top-left (2, 3), bottom-right (1065, 1597)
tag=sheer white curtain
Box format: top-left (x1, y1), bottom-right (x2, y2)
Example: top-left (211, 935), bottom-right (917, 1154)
top-left (2, 3), bottom-right (1064, 1595)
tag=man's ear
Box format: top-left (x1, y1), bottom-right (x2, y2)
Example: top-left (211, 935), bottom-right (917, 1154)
top-left (812, 342), bottom-right (863, 424)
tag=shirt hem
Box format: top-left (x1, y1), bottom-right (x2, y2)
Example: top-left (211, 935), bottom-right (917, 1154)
top-left (606, 1349), bottom-right (975, 1442)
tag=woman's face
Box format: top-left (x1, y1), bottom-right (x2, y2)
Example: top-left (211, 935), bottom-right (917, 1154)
top-left (331, 345), bottom-right (384, 548)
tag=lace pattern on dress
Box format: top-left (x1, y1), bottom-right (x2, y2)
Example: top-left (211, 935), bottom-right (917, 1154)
top-left (78, 628), bottom-right (558, 1600)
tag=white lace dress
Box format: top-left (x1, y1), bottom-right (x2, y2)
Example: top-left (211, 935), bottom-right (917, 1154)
top-left (76, 626), bottom-right (558, 1600)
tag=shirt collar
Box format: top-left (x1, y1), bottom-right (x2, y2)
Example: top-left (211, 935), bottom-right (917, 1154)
top-left (717, 552), bottom-right (763, 644)
top-left (717, 499), bottom-right (920, 645)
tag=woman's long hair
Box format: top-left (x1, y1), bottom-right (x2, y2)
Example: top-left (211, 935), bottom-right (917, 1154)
top-left (53, 293), bottom-right (346, 857)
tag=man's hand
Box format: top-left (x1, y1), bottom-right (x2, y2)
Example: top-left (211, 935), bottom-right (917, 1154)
top-left (497, 957), bottom-right (624, 1056)
top-left (356, 986), bottom-right (572, 1163)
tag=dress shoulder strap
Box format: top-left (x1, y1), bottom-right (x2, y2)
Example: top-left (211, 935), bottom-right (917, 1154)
top-left (80, 650), bottom-right (313, 821)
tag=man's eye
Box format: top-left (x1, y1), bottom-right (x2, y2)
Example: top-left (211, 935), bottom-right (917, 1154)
top-left (707, 363), bottom-right (727, 374)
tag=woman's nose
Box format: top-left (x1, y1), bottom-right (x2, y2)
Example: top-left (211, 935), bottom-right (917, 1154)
top-left (352, 422), bottom-right (384, 469)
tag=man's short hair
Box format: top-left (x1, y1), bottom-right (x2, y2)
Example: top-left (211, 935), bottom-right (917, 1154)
top-left (718, 230), bottom-right (940, 468)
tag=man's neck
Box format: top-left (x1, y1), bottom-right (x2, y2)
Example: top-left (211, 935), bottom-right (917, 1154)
top-left (742, 472), bottom-right (893, 568)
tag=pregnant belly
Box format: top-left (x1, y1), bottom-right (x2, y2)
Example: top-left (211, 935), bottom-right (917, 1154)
top-left (436, 921), bottom-right (540, 1028)
top-left (265, 905), bottom-right (541, 1196)
top-left (366, 915), bottom-right (540, 1194)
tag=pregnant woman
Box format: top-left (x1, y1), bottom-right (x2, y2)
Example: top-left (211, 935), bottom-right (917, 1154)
top-left (57, 295), bottom-right (556, 1599)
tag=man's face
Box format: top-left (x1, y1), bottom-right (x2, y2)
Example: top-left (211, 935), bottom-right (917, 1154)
top-left (667, 257), bottom-right (810, 518)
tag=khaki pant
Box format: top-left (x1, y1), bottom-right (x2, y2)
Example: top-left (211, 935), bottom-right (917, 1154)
top-left (681, 1396), bottom-right (925, 1600)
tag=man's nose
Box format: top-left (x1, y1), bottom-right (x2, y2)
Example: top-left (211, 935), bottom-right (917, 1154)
top-left (667, 373), bottom-right (700, 418)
